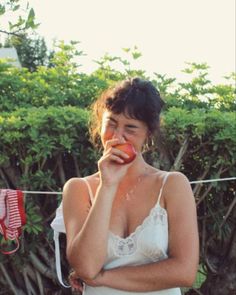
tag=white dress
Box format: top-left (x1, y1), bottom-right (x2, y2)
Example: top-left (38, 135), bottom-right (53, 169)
top-left (82, 174), bottom-right (181, 295)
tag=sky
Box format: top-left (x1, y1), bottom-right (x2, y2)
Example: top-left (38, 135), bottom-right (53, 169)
top-left (3, 0), bottom-right (236, 83)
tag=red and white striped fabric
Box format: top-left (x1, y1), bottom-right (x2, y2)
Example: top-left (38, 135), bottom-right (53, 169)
top-left (0, 189), bottom-right (26, 254)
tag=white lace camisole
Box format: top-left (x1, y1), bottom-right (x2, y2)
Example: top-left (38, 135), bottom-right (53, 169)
top-left (81, 173), bottom-right (181, 295)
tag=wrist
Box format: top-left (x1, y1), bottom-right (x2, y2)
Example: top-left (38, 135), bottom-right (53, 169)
top-left (99, 269), bottom-right (109, 287)
top-left (99, 179), bottom-right (119, 190)
top-left (96, 182), bottom-right (118, 202)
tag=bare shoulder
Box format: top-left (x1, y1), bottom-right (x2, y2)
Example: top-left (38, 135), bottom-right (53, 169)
top-left (63, 177), bottom-right (89, 207)
top-left (63, 177), bottom-right (86, 196)
top-left (163, 171), bottom-right (194, 206)
top-left (62, 177), bottom-right (93, 225)
top-left (152, 170), bottom-right (190, 188)
top-left (63, 173), bottom-right (98, 195)
top-left (62, 177), bottom-right (96, 240)
top-left (164, 171), bottom-right (191, 188)
top-left (166, 171), bottom-right (191, 187)
top-left (63, 173), bottom-right (99, 205)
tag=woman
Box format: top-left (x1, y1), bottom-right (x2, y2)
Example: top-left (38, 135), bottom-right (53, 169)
top-left (63, 78), bottom-right (199, 294)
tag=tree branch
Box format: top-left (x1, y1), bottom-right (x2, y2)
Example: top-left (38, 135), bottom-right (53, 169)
top-left (72, 153), bottom-right (81, 177)
top-left (22, 268), bottom-right (37, 295)
top-left (0, 264), bottom-right (24, 295)
top-left (228, 224), bottom-right (236, 260)
top-left (35, 269), bottom-right (44, 295)
top-left (196, 183), bottom-right (214, 206)
top-left (219, 197), bottom-right (236, 230)
top-left (57, 153), bottom-right (66, 185)
top-left (172, 137), bottom-right (189, 171)
top-left (0, 167), bottom-right (10, 188)
top-left (29, 251), bottom-right (56, 281)
top-left (196, 164), bottom-right (224, 206)
top-left (0, 29), bottom-right (23, 38)
top-left (192, 163), bottom-right (211, 196)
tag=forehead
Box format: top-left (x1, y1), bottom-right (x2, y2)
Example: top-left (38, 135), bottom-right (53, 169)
top-left (102, 110), bottom-right (146, 127)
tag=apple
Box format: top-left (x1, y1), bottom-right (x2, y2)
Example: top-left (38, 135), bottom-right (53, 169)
top-left (114, 142), bottom-right (137, 164)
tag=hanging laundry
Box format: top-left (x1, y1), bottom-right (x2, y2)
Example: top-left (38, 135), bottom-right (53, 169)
top-left (0, 189), bottom-right (26, 254)
top-left (51, 201), bottom-right (71, 288)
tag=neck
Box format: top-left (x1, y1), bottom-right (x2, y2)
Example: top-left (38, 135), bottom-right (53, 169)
top-left (125, 153), bottom-right (149, 177)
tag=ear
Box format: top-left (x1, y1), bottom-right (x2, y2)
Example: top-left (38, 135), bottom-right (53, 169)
top-left (142, 132), bottom-right (153, 152)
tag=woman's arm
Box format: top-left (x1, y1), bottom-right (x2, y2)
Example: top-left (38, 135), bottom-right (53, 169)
top-left (63, 138), bottom-right (132, 280)
top-left (85, 172), bottom-right (199, 291)
top-left (63, 178), bottom-right (118, 280)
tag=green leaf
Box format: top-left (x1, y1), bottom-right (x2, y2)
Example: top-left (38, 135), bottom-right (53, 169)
top-left (132, 51), bottom-right (142, 60)
top-left (122, 47), bottom-right (131, 53)
top-left (0, 4), bottom-right (6, 15)
top-left (12, 4), bottom-right (20, 11)
top-left (24, 8), bottom-right (39, 29)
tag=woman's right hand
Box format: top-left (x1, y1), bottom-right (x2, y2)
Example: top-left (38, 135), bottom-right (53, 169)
top-left (98, 137), bottom-right (133, 186)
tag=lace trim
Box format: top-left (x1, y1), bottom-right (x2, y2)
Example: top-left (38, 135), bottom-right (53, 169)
top-left (109, 204), bottom-right (167, 256)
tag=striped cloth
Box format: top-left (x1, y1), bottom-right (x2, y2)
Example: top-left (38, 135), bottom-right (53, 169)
top-left (0, 189), bottom-right (26, 254)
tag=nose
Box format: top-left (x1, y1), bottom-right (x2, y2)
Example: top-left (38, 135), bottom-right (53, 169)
top-left (112, 128), bottom-right (126, 141)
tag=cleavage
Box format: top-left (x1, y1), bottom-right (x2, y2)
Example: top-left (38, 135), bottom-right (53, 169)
top-left (109, 194), bottom-right (158, 239)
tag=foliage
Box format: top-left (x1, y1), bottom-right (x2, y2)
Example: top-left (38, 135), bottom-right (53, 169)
top-left (4, 32), bottom-right (49, 71)
top-left (0, 42), bottom-right (236, 294)
top-left (93, 46), bottom-right (147, 83)
top-left (0, 0), bottom-right (39, 39)
top-left (0, 42), bottom-right (107, 112)
top-left (0, 106), bottom-right (94, 185)
top-left (153, 63), bottom-right (236, 112)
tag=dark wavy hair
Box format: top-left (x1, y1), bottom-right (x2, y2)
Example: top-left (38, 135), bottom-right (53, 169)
top-left (89, 77), bottom-right (165, 147)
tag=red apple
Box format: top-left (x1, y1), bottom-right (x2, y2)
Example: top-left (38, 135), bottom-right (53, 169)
top-left (114, 142), bottom-right (137, 164)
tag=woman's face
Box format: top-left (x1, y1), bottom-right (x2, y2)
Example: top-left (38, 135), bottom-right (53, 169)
top-left (100, 110), bottom-right (149, 153)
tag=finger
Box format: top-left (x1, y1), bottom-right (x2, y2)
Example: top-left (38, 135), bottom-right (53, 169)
top-left (69, 275), bottom-right (84, 289)
top-left (104, 137), bottom-right (125, 151)
top-left (110, 154), bottom-right (125, 164)
top-left (72, 285), bottom-right (83, 293)
top-left (112, 147), bottom-right (130, 160)
top-left (101, 152), bottom-right (125, 164)
top-left (103, 146), bottom-right (130, 160)
top-left (70, 279), bottom-right (84, 291)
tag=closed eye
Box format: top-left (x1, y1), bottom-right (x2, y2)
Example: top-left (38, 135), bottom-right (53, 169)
top-left (104, 118), bottom-right (117, 128)
top-left (125, 127), bottom-right (137, 134)
top-left (125, 123), bottom-right (139, 129)
top-left (107, 121), bottom-right (117, 128)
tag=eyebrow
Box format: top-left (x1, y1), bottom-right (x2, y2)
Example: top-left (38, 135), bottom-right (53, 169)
top-left (107, 116), bottom-right (139, 129)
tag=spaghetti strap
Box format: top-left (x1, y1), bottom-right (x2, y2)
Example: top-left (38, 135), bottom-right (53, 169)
top-left (81, 178), bottom-right (94, 204)
top-left (157, 172), bottom-right (170, 205)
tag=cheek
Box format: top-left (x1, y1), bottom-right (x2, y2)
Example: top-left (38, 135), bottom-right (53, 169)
top-left (101, 127), bottom-right (114, 144)
top-left (104, 130), bottom-right (113, 140)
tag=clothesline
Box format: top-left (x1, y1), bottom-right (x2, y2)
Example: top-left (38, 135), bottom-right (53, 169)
top-left (20, 176), bottom-right (236, 195)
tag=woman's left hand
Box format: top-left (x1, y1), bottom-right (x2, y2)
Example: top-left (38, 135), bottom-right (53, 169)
top-left (68, 271), bottom-right (84, 292)
top-left (69, 270), bottom-right (105, 290)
